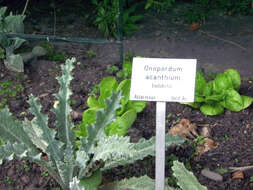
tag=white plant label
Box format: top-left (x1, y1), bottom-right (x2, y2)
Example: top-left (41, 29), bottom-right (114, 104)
top-left (130, 58), bottom-right (197, 102)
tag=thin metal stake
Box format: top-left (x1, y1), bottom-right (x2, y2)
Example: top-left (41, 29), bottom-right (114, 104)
top-left (156, 102), bottom-right (166, 190)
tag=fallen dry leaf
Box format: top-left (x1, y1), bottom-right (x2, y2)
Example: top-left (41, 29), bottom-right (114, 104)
top-left (232, 171), bottom-right (244, 179)
top-left (195, 138), bottom-right (218, 161)
top-left (189, 22), bottom-right (200, 31)
top-left (169, 119), bottom-right (198, 139)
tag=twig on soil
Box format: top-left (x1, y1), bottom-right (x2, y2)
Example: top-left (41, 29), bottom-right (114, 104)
top-left (199, 30), bottom-right (247, 51)
top-left (229, 165), bottom-right (253, 172)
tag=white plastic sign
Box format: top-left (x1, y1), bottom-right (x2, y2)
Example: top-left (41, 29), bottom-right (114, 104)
top-left (130, 58), bottom-right (197, 102)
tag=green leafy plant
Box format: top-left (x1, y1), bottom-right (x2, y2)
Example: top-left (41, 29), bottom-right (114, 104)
top-left (0, 80), bottom-right (23, 109)
top-left (183, 0), bottom-right (211, 24)
top-left (216, 0), bottom-right (252, 15)
top-left (39, 41), bottom-right (66, 62)
top-left (0, 6), bottom-right (26, 72)
top-left (106, 65), bottom-right (119, 75)
top-left (145, 0), bottom-right (175, 13)
top-left (92, 0), bottom-right (142, 37)
top-left (216, 168), bottom-right (228, 174)
top-left (116, 59), bottom-right (133, 79)
top-left (87, 49), bottom-right (96, 58)
top-left (76, 76), bottom-right (146, 139)
top-left (0, 46), bottom-right (5, 59)
top-left (0, 57), bottom-right (192, 190)
top-left (185, 69), bottom-right (253, 116)
top-left (22, 164), bottom-right (30, 172)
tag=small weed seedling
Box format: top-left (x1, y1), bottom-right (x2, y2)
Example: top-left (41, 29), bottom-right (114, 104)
top-left (6, 176), bottom-right (12, 184)
top-left (250, 176), bottom-right (253, 183)
top-left (87, 49), bottom-right (96, 58)
top-left (0, 80), bottom-right (24, 109)
top-left (216, 168), bottom-right (228, 174)
top-left (39, 41), bottom-right (66, 62)
top-left (107, 65), bottom-right (119, 75)
top-left (22, 164), bottom-right (30, 172)
top-left (41, 171), bottom-right (49, 178)
top-left (222, 135), bottom-right (230, 142)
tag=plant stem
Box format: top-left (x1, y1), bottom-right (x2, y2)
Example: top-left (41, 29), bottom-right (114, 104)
top-left (22, 0), bottom-right (30, 15)
top-left (229, 165), bottom-right (253, 172)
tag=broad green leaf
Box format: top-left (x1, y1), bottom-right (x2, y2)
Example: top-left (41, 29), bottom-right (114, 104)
top-left (117, 79), bottom-right (131, 103)
top-left (200, 103), bottom-right (224, 115)
top-left (204, 94), bottom-right (224, 103)
top-left (241, 95), bottom-right (253, 109)
top-left (213, 73), bottom-right (233, 94)
top-left (202, 81), bottom-right (213, 96)
top-left (225, 69), bottom-right (241, 90)
top-left (126, 100), bottom-right (147, 113)
top-left (195, 95), bottom-right (205, 103)
top-left (172, 161), bottom-right (207, 190)
top-left (224, 89), bottom-right (243, 111)
top-left (87, 96), bottom-right (100, 108)
top-left (195, 71), bottom-right (207, 95)
top-left (79, 169), bottom-right (102, 190)
top-left (116, 79), bottom-right (131, 115)
top-left (70, 177), bottom-right (85, 190)
top-left (122, 60), bottom-right (132, 76)
top-left (107, 109), bottom-right (137, 136)
top-left (98, 77), bottom-right (118, 107)
top-left (182, 102), bottom-right (201, 109)
top-left (80, 109), bottom-right (97, 137)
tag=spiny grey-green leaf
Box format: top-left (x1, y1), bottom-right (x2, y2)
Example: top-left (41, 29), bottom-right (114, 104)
top-left (99, 175), bottom-right (176, 190)
top-left (0, 142), bottom-right (27, 164)
top-left (103, 134), bottom-right (185, 170)
top-left (0, 107), bottom-right (35, 148)
top-left (93, 135), bottom-right (135, 162)
top-left (85, 91), bottom-right (122, 153)
top-left (53, 57), bottom-right (76, 147)
top-left (172, 160), bottom-right (207, 190)
top-left (23, 119), bottom-right (48, 152)
top-left (28, 95), bottom-right (63, 162)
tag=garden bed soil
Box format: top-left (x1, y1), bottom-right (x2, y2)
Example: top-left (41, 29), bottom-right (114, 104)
top-left (0, 5), bottom-right (253, 190)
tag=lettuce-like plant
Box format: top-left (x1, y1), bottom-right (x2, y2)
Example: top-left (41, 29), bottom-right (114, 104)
top-left (185, 69), bottom-right (253, 115)
top-left (0, 57), bottom-right (188, 190)
top-left (76, 76), bottom-right (146, 138)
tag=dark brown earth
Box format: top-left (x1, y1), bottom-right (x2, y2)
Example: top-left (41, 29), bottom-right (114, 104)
top-left (0, 3), bottom-right (253, 190)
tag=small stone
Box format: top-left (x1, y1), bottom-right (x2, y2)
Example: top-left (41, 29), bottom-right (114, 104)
top-left (155, 31), bottom-right (162, 36)
top-left (201, 168), bottom-right (223, 182)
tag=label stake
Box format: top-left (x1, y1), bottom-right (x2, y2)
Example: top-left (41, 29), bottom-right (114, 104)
top-left (155, 101), bottom-right (166, 190)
